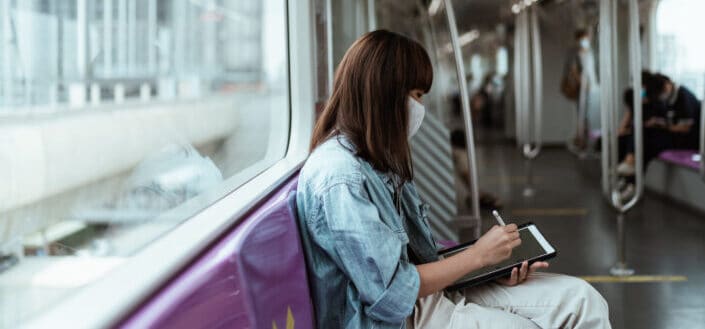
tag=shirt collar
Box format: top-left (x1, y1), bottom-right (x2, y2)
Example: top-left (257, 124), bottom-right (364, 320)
top-left (668, 84), bottom-right (679, 106)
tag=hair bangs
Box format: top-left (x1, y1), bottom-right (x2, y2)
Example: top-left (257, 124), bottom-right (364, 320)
top-left (406, 42), bottom-right (434, 94)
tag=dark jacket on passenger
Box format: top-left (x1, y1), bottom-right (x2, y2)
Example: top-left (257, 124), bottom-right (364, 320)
top-left (666, 85), bottom-right (701, 149)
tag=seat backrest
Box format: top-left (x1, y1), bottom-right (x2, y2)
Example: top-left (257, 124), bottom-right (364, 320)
top-left (410, 111), bottom-right (460, 241)
top-left (118, 175), bottom-right (315, 329)
top-left (659, 150), bottom-right (699, 170)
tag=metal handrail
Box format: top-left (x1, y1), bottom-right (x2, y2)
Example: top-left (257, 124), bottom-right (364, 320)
top-left (511, 7), bottom-right (542, 197)
top-left (519, 10), bottom-right (529, 151)
top-left (598, 0), bottom-right (612, 199)
top-left (524, 6), bottom-right (543, 159)
top-left (444, 0), bottom-right (481, 221)
top-left (616, 0), bottom-right (644, 212)
top-left (325, 0), bottom-right (334, 92)
top-left (367, 0), bottom-right (376, 31)
top-left (513, 8), bottom-right (542, 160)
top-left (700, 95), bottom-right (705, 180)
top-left (598, 0), bottom-right (643, 277)
top-left (513, 11), bottom-right (526, 151)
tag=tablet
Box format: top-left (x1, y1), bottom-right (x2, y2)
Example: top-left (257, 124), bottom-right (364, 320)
top-left (438, 222), bottom-right (556, 291)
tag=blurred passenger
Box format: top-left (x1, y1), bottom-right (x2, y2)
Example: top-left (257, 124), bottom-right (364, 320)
top-left (617, 73), bottom-right (701, 176)
top-left (451, 130), bottom-right (503, 210)
top-left (297, 30), bottom-right (610, 329)
top-left (474, 73), bottom-right (502, 128)
top-left (450, 94), bottom-right (503, 210)
top-left (561, 28), bottom-right (598, 149)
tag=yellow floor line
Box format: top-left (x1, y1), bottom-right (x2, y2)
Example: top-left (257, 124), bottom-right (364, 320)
top-left (510, 208), bottom-right (588, 217)
top-left (483, 176), bottom-right (544, 184)
top-left (580, 275), bottom-right (688, 283)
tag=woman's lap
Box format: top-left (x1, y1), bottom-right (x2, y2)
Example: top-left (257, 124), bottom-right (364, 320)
top-left (409, 272), bottom-right (611, 329)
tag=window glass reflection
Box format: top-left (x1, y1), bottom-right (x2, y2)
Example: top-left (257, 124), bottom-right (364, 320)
top-left (655, 0), bottom-right (705, 98)
top-left (0, 0), bottom-right (290, 326)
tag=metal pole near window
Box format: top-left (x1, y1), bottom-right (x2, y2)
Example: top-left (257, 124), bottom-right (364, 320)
top-left (443, 0), bottom-right (481, 222)
top-left (325, 0), bottom-right (334, 92)
top-left (367, 0), bottom-right (376, 31)
top-left (103, 0), bottom-right (113, 77)
top-left (147, 0), bottom-right (157, 75)
top-left (2, 0), bottom-right (12, 107)
top-left (513, 11), bottom-right (524, 154)
top-left (700, 94), bottom-right (704, 180)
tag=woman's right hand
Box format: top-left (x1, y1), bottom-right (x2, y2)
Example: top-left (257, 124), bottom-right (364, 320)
top-left (469, 224), bottom-right (521, 267)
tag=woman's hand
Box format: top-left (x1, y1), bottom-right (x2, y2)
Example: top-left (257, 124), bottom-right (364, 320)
top-left (496, 261), bottom-right (550, 286)
top-left (470, 224), bottom-right (522, 268)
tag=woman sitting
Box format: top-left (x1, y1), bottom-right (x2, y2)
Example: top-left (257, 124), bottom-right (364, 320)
top-left (296, 30), bottom-right (611, 329)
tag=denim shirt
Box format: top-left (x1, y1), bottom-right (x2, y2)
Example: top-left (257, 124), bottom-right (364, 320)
top-left (296, 135), bottom-right (439, 329)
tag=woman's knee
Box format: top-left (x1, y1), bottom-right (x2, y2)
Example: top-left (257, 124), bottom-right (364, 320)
top-left (564, 276), bottom-right (609, 313)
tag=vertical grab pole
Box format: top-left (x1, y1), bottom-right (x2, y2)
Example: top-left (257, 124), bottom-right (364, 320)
top-left (523, 6), bottom-right (544, 197)
top-left (513, 12), bottom-right (525, 152)
top-left (598, 0), bottom-right (613, 200)
top-left (366, 0), bottom-right (376, 31)
top-left (700, 92), bottom-right (705, 180)
top-left (444, 0), bottom-right (481, 221)
top-left (617, 0), bottom-right (644, 212)
top-left (603, 0), bottom-right (643, 276)
top-left (521, 10), bottom-right (533, 196)
top-left (325, 0), bottom-right (334, 93)
top-left (528, 6), bottom-right (543, 158)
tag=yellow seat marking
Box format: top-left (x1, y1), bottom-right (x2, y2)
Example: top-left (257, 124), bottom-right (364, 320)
top-left (510, 208), bottom-right (588, 217)
top-left (483, 175), bottom-right (544, 184)
top-left (272, 306), bottom-right (295, 329)
top-left (580, 275), bottom-right (688, 283)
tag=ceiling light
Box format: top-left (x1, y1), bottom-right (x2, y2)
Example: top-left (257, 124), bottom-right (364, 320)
top-left (511, 4), bottom-right (521, 14)
top-left (428, 0), bottom-right (443, 16)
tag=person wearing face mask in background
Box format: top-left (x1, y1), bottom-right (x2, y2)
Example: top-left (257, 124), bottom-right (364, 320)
top-left (616, 72), bottom-right (702, 178)
top-left (562, 29), bottom-right (599, 151)
top-left (297, 30), bottom-right (610, 329)
top-left (614, 72), bottom-right (670, 199)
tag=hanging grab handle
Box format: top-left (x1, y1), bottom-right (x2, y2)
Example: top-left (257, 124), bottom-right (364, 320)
top-left (513, 7), bottom-right (542, 160)
top-left (524, 6), bottom-right (543, 159)
top-left (599, 0), bottom-right (644, 212)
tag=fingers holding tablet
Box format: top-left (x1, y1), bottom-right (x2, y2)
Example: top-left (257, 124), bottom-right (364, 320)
top-left (504, 223), bottom-right (519, 232)
top-left (439, 222), bottom-right (556, 290)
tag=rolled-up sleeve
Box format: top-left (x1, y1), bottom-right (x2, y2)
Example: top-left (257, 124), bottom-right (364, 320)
top-left (319, 182), bottom-right (419, 323)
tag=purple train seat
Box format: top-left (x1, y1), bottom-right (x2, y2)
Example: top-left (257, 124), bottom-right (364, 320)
top-left (659, 150), bottom-right (699, 170)
top-left (118, 175), bottom-right (315, 329)
top-left (437, 240), bottom-right (459, 249)
top-left (588, 129), bottom-right (601, 141)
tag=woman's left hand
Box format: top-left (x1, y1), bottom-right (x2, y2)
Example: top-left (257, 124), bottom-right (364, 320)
top-left (496, 261), bottom-right (550, 286)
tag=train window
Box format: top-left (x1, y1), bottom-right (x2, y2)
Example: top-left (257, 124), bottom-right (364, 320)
top-left (496, 46), bottom-right (509, 77)
top-left (654, 0), bottom-right (705, 97)
top-left (0, 0), bottom-right (289, 326)
top-left (313, 0), bottom-right (332, 113)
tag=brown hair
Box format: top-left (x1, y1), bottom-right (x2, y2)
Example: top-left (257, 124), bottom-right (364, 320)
top-left (309, 30), bottom-right (433, 183)
top-left (574, 28), bottom-right (589, 40)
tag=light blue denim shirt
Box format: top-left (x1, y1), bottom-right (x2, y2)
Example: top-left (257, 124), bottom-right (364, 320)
top-left (296, 135), bottom-right (439, 329)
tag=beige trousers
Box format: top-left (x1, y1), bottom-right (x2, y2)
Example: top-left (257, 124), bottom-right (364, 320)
top-left (407, 272), bottom-right (611, 329)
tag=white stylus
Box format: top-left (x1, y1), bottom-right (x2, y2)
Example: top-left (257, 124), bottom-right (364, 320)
top-left (492, 210), bottom-right (506, 226)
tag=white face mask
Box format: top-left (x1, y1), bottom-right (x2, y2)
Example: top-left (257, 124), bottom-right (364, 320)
top-left (579, 38), bottom-right (590, 50)
top-left (408, 97), bottom-right (425, 139)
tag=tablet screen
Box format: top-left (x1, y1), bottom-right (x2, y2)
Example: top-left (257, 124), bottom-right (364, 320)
top-left (440, 224), bottom-right (554, 285)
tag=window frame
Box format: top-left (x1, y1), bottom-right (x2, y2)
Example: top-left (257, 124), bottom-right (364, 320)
top-left (22, 0), bottom-right (315, 327)
top-left (651, 0), bottom-right (705, 98)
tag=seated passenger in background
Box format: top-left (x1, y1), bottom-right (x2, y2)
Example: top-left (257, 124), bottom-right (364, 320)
top-left (617, 73), bottom-right (702, 176)
top-left (297, 30), bottom-right (611, 329)
top-left (616, 83), bottom-right (671, 177)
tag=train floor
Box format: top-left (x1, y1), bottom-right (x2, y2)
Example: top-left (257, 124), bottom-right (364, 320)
top-left (474, 131), bottom-right (705, 329)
